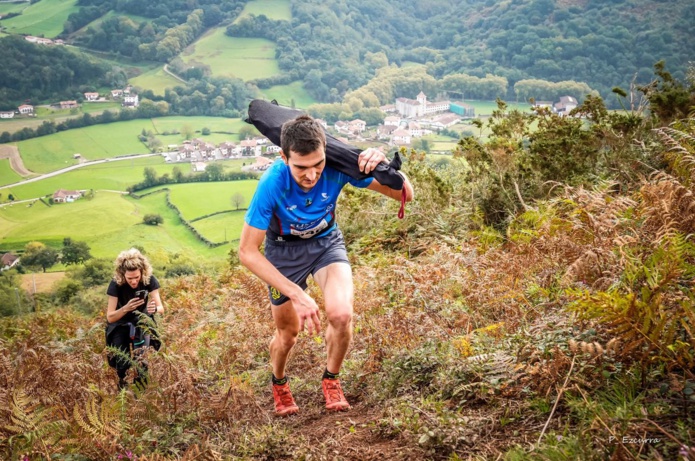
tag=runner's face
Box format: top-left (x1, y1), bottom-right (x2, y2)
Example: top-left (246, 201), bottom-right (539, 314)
top-left (283, 148), bottom-right (326, 192)
top-left (125, 269), bottom-right (141, 288)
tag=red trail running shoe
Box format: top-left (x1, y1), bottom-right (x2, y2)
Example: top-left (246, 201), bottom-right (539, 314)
top-left (322, 378), bottom-right (351, 411)
top-left (272, 381), bottom-right (299, 416)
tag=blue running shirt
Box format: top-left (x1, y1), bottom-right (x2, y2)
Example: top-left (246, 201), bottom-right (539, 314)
top-left (245, 159), bottom-right (373, 239)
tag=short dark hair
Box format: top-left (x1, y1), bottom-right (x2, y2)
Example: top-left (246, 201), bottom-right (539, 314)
top-left (280, 114), bottom-right (326, 157)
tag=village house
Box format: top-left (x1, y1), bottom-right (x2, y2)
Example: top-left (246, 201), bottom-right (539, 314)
top-left (334, 121), bottom-right (350, 134)
top-left (18, 104), bottom-right (34, 115)
top-left (60, 100), bottom-right (78, 110)
top-left (218, 141), bottom-right (236, 158)
top-left (111, 89), bottom-right (123, 99)
top-left (408, 121), bottom-right (424, 138)
top-left (395, 91), bottom-right (450, 118)
top-left (0, 111), bottom-right (15, 119)
top-left (1, 252), bottom-right (20, 271)
top-left (123, 94), bottom-right (139, 107)
top-left (375, 124), bottom-right (398, 140)
top-left (192, 162), bottom-right (207, 173)
top-left (429, 113), bottom-right (462, 130)
top-left (240, 139), bottom-right (261, 156)
top-left (532, 100), bottom-right (554, 110)
top-left (52, 189), bottom-right (83, 203)
top-left (384, 116), bottom-right (401, 127)
top-left (265, 145), bottom-right (281, 155)
top-left (241, 156), bottom-right (274, 172)
top-left (84, 92), bottom-right (99, 101)
top-left (348, 119), bottom-right (366, 133)
top-left (554, 96), bottom-right (578, 116)
top-left (380, 104), bottom-right (397, 113)
top-left (181, 144), bottom-right (195, 159)
top-left (391, 128), bottom-right (412, 145)
top-left (25, 36), bottom-right (53, 45)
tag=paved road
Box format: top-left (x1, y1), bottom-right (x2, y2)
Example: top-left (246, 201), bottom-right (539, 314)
top-left (0, 153), bottom-right (159, 191)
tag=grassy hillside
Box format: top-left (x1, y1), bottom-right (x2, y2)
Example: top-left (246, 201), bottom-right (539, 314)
top-left (261, 81), bottom-right (317, 109)
top-left (236, 0), bottom-right (291, 22)
top-left (0, 159), bottom-right (22, 187)
top-left (180, 28), bottom-right (280, 81)
top-left (16, 121), bottom-right (152, 173)
top-left (0, 188), bottom-right (244, 259)
top-left (0, 0), bottom-right (78, 37)
top-left (129, 66), bottom-right (184, 95)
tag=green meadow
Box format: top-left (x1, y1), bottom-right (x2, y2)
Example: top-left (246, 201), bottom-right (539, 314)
top-left (1, 156), bottom-right (253, 201)
top-left (261, 81), bottom-right (317, 109)
top-left (162, 181), bottom-right (258, 220)
top-left (0, 2), bottom-right (27, 16)
top-left (0, 159), bottom-right (23, 187)
top-left (129, 66), bottom-right (184, 95)
top-left (467, 100), bottom-right (532, 116)
top-left (12, 116), bottom-right (247, 175)
top-left (0, 189), bottom-right (241, 260)
top-left (181, 28), bottom-right (280, 81)
top-left (236, 0), bottom-right (291, 21)
top-left (0, 0), bottom-right (79, 37)
top-left (16, 120), bottom-right (153, 173)
top-left (150, 116), bottom-right (243, 136)
top-left (189, 210), bottom-right (246, 244)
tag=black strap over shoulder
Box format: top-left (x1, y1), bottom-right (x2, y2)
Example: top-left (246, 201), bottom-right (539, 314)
top-left (245, 99), bottom-right (405, 190)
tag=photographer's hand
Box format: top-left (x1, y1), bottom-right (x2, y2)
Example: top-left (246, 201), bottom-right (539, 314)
top-left (126, 298), bottom-right (144, 312)
top-left (146, 300), bottom-right (157, 315)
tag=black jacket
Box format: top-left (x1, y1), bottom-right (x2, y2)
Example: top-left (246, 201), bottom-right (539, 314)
top-left (245, 99), bottom-right (404, 190)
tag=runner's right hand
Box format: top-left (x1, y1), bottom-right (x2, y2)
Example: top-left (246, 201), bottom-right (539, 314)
top-left (292, 291), bottom-right (321, 335)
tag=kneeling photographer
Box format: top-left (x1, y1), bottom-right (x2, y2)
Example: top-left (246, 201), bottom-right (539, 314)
top-left (105, 248), bottom-right (164, 390)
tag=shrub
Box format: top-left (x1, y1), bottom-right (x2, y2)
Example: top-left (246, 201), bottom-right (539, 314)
top-left (143, 214), bottom-right (163, 226)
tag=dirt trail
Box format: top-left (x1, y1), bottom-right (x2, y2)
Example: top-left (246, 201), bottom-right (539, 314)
top-left (0, 144), bottom-right (32, 176)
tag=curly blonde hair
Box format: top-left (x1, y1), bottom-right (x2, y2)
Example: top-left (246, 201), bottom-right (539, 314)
top-left (113, 248), bottom-right (153, 286)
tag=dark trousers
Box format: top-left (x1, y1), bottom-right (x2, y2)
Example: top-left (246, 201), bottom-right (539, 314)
top-left (106, 325), bottom-right (145, 379)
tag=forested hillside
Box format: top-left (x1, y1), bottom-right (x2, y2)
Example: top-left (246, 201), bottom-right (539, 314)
top-left (1, 0), bottom-right (692, 109)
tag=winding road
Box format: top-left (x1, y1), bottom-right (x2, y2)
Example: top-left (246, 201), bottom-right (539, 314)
top-left (0, 152), bottom-right (159, 191)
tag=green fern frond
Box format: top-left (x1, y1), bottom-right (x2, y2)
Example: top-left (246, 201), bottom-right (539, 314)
top-left (73, 394), bottom-right (124, 440)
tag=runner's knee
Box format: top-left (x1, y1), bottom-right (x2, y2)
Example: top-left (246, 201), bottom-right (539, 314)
top-left (326, 310), bottom-right (352, 330)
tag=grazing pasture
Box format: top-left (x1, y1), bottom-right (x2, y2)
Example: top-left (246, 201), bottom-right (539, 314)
top-left (161, 181), bottom-right (258, 220)
top-left (16, 121), bottom-right (152, 173)
top-left (129, 66), bottom-right (184, 95)
top-left (261, 81), bottom-right (317, 109)
top-left (189, 210), bottom-right (246, 244)
top-left (0, 0), bottom-right (79, 37)
top-left (181, 28), bottom-right (280, 81)
top-left (0, 159), bottom-right (23, 187)
top-left (236, 0), bottom-right (292, 21)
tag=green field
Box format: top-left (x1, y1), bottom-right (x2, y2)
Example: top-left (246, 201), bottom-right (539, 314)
top-left (162, 181), bottom-right (258, 220)
top-left (467, 100), bottom-right (533, 116)
top-left (150, 116), bottom-right (243, 136)
top-left (0, 189), bottom-right (242, 260)
top-left (261, 81), bottom-right (317, 109)
top-left (190, 210), bottom-right (246, 244)
top-left (129, 66), bottom-right (184, 95)
top-left (236, 0), bottom-right (291, 21)
top-left (0, 156), bottom-right (253, 201)
top-left (16, 120), bottom-right (153, 173)
top-left (181, 28), bottom-right (280, 81)
top-left (0, 2), bottom-right (28, 16)
top-left (0, 159), bottom-right (23, 187)
top-left (0, 0), bottom-right (78, 37)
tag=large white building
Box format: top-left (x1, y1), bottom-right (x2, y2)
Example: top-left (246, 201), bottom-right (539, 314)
top-left (395, 91), bottom-right (450, 118)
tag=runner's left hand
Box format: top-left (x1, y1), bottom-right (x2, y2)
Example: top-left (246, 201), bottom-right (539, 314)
top-left (358, 148), bottom-right (387, 174)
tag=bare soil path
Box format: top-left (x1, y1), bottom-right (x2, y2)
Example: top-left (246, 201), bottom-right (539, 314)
top-left (0, 144), bottom-right (32, 176)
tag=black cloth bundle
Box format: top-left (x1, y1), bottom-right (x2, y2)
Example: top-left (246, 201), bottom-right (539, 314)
top-left (245, 99), bottom-right (404, 190)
